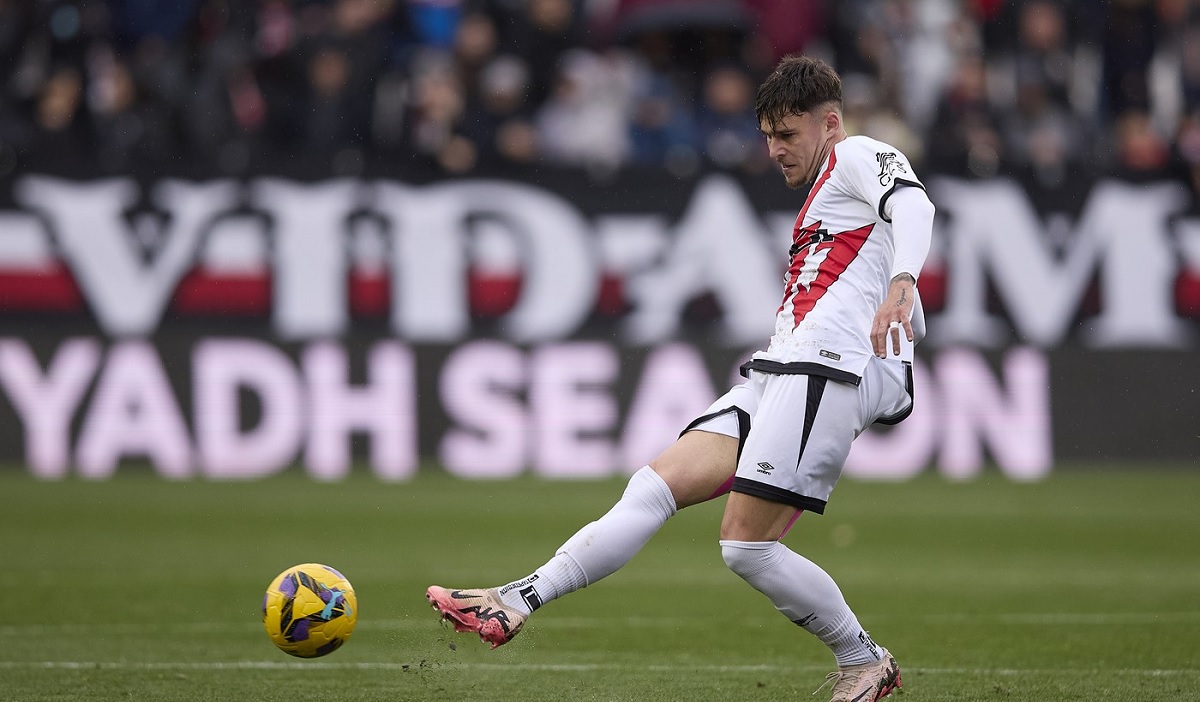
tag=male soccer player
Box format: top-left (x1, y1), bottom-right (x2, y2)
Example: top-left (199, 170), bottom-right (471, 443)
top-left (427, 54), bottom-right (933, 702)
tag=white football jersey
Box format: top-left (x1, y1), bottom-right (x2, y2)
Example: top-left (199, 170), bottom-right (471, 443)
top-left (748, 135), bottom-right (926, 383)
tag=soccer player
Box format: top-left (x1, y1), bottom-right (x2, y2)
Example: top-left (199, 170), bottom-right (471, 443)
top-left (427, 54), bottom-right (933, 702)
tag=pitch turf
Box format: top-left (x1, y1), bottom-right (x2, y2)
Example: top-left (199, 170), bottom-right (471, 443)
top-left (1, 466), bottom-right (1198, 701)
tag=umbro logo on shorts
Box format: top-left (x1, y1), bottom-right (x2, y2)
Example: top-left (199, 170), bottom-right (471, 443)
top-left (757, 462), bottom-right (774, 474)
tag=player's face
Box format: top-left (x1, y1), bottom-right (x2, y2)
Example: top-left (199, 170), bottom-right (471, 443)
top-left (761, 111), bottom-right (832, 189)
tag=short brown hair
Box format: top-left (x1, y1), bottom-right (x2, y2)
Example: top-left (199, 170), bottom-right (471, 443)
top-left (755, 55), bottom-right (843, 129)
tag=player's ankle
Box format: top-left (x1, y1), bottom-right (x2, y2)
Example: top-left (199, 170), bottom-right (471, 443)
top-left (495, 575), bottom-right (546, 615)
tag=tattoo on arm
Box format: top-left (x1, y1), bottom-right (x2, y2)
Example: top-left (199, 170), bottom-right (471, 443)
top-left (892, 272), bottom-right (913, 307)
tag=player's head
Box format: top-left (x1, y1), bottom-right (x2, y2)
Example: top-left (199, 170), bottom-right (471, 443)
top-left (755, 55), bottom-right (843, 131)
top-left (756, 55), bottom-right (845, 189)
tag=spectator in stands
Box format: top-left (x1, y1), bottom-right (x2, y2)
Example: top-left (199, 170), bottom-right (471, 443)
top-left (695, 61), bottom-right (768, 171)
top-left (452, 11), bottom-right (497, 92)
top-left (305, 0), bottom-right (392, 142)
top-left (1101, 0), bottom-right (1157, 117)
top-left (1009, 0), bottom-right (1076, 111)
top-left (24, 64), bottom-right (93, 170)
top-left (924, 52), bottom-right (1005, 178)
top-left (625, 30), bottom-right (698, 173)
top-left (498, 0), bottom-right (584, 109)
top-left (536, 48), bottom-right (634, 171)
top-left (979, 0), bottom-right (1096, 167)
top-left (88, 48), bottom-right (177, 170)
top-left (2, 0), bottom-right (1200, 187)
top-left (462, 54), bottom-right (540, 166)
top-left (1001, 71), bottom-right (1086, 188)
top-left (825, 0), bottom-right (909, 118)
top-left (165, 1), bottom-right (264, 169)
top-left (1110, 108), bottom-right (1172, 181)
top-left (406, 49), bottom-right (475, 173)
top-left (298, 44), bottom-right (367, 150)
top-left (0, 1), bottom-right (30, 78)
top-left (740, 0), bottom-right (825, 67)
top-left (1173, 109), bottom-right (1200, 206)
top-left (1176, 21), bottom-right (1200, 115)
top-left (841, 72), bottom-right (922, 169)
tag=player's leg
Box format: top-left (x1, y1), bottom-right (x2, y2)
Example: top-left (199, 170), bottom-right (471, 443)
top-left (720, 493), bottom-right (893, 674)
top-left (426, 430), bottom-right (737, 647)
top-left (427, 386), bottom-right (754, 648)
top-left (718, 374), bottom-right (882, 668)
top-left (718, 370), bottom-right (905, 700)
top-left (505, 428), bottom-right (740, 604)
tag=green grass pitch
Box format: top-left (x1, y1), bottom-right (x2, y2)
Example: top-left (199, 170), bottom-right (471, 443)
top-left (1, 466), bottom-right (1198, 701)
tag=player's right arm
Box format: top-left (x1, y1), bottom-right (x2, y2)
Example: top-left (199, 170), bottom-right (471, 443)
top-left (871, 186), bottom-right (934, 358)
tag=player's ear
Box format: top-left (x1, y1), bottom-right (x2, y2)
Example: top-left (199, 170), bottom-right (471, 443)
top-left (823, 109), bottom-right (841, 134)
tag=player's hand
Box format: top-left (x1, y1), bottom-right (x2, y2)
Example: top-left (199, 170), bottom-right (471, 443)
top-left (871, 274), bottom-right (916, 358)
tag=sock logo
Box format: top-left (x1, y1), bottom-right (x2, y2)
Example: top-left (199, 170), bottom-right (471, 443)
top-left (859, 630), bottom-right (881, 660)
top-left (498, 574), bottom-right (539, 596)
top-left (519, 586), bottom-right (543, 612)
top-left (793, 612), bottom-right (818, 627)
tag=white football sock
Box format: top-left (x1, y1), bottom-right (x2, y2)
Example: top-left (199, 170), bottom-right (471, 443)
top-left (497, 466), bottom-right (677, 615)
top-left (720, 539), bottom-right (881, 667)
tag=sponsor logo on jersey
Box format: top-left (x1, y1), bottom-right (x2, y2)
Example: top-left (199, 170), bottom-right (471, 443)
top-left (819, 349), bottom-right (841, 361)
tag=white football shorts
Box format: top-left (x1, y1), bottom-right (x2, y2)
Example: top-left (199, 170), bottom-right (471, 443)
top-left (682, 356), bottom-right (913, 514)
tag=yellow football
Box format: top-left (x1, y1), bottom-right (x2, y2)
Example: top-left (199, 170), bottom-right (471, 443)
top-left (262, 563), bottom-right (357, 658)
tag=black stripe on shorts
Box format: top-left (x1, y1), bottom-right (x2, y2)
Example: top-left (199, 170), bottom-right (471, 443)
top-left (679, 406), bottom-right (752, 461)
top-left (730, 374), bottom-right (830, 514)
top-left (730, 477), bottom-right (828, 514)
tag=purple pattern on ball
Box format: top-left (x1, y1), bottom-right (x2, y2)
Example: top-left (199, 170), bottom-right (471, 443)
top-left (324, 565), bottom-right (346, 580)
top-left (279, 575), bottom-right (298, 597)
top-left (293, 619), bottom-right (310, 640)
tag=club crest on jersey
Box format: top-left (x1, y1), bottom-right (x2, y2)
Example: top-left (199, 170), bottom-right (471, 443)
top-left (876, 152), bottom-right (907, 187)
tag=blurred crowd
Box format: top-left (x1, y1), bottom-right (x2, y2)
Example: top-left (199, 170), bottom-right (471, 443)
top-left (3, 0), bottom-right (1200, 193)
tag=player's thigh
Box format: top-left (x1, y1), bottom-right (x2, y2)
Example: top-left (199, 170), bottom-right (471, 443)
top-left (648, 382), bottom-right (756, 508)
top-left (650, 430), bottom-right (739, 509)
top-left (720, 490), bottom-right (799, 541)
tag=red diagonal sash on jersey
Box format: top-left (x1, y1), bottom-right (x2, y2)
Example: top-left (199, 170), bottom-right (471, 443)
top-left (778, 145), bottom-right (876, 328)
top-left (797, 148), bottom-right (838, 224)
top-left (781, 221), bottom-right (875, 327)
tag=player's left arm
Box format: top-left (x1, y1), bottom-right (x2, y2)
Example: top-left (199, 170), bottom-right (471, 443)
top-left (872, 186), bottom-right (935, 358)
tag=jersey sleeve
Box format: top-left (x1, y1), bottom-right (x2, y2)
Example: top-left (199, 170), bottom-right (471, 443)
top-left (885, 185), bottom-right (934, 281)
top-left (836, 138), bottom-right (925, 223)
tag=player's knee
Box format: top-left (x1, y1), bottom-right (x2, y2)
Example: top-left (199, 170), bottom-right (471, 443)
top-left (720, 539), bottom-right (781, 580)
top-left (624, 466), bottom-right (677, 520)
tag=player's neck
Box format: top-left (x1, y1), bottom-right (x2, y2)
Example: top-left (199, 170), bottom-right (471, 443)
top-left (820, 131), bottom-right (847, 166)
